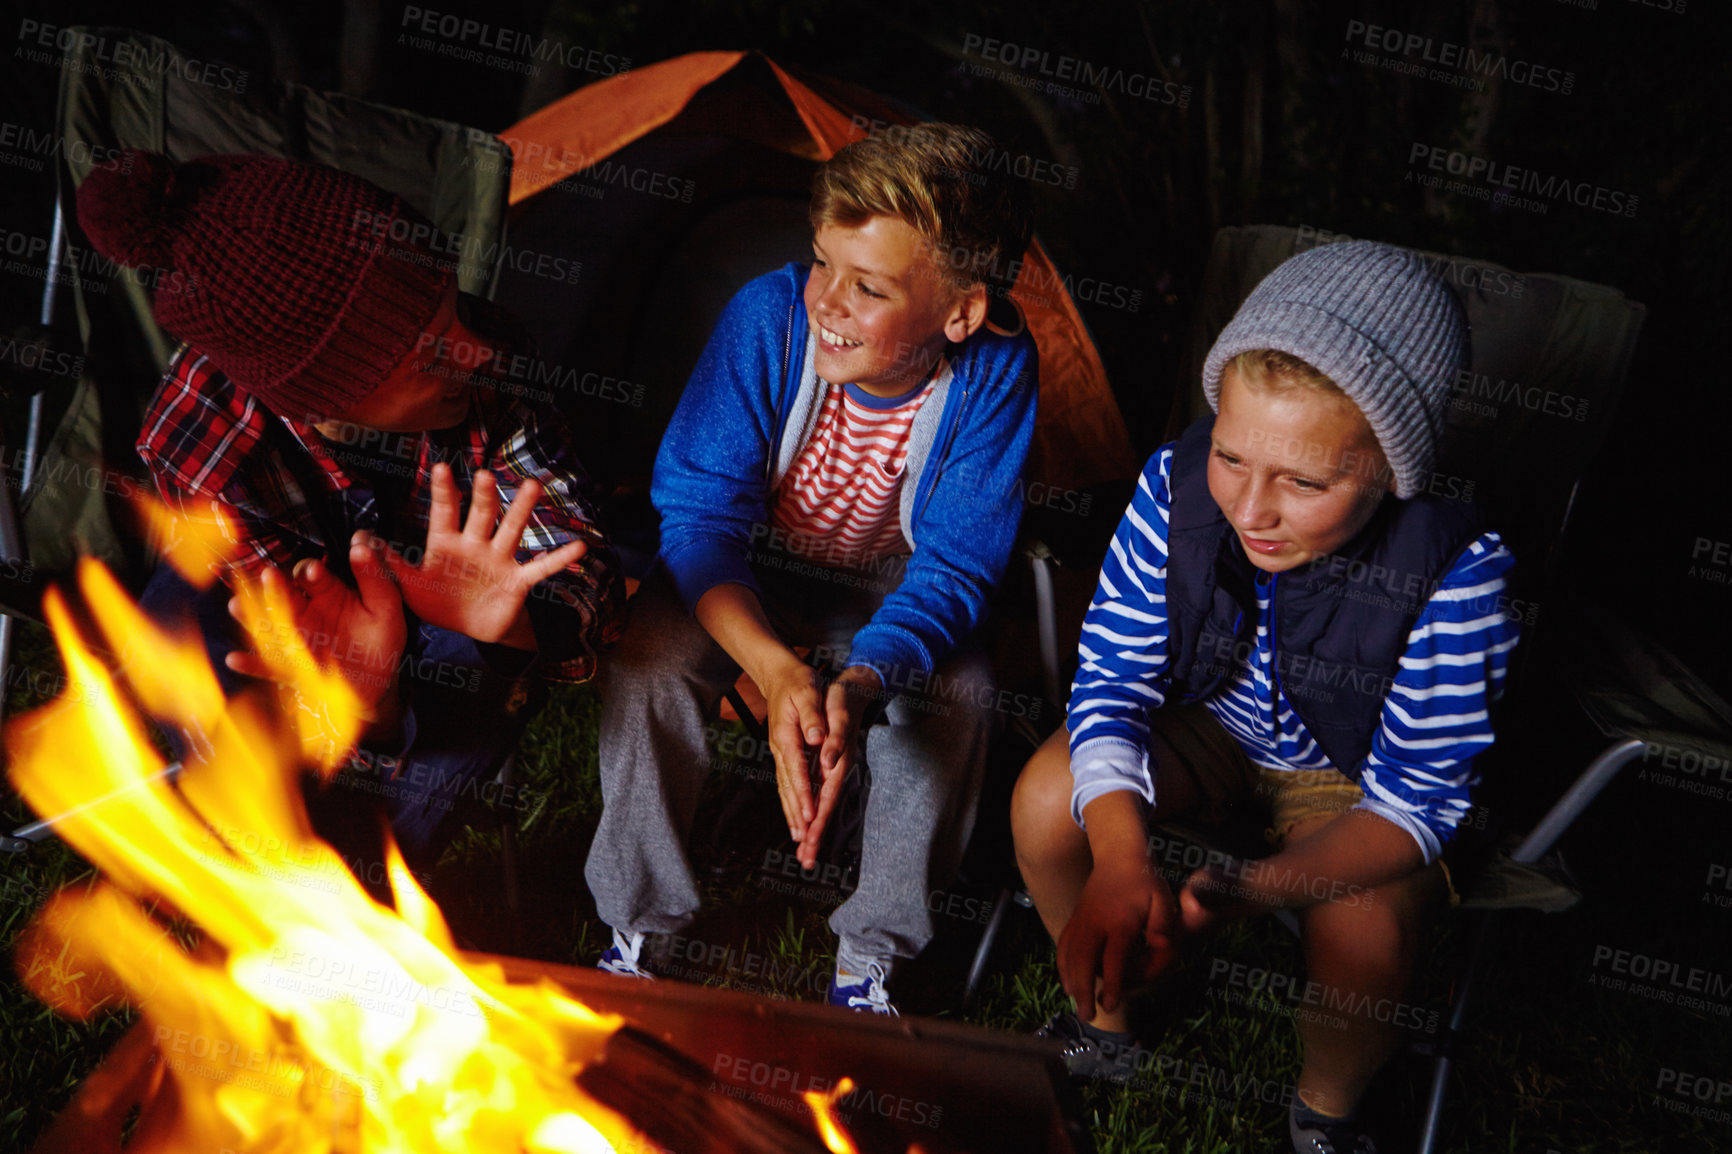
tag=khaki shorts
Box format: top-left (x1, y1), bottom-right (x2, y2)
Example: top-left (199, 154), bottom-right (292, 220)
top-left (1146, 703), bottom-right (1361, 847)
top-left (1148, 703), bottom-right (1457, 902)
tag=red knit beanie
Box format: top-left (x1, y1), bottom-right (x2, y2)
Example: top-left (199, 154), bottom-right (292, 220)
top-left (75, 150), bottom-right (453, 419)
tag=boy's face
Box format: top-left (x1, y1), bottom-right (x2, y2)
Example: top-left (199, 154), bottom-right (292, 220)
top-left (322, 285), bottom-right (484, 433)
top-left (1207, 367), bottom-right (1392, 573)
top-left (805, 216), bottom-right (986, 397)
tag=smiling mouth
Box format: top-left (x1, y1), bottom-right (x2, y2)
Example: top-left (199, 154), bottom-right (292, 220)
top-left (815, 323), bottom-right (863, 349)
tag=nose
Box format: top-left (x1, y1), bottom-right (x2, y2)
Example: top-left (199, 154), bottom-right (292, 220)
top-left (811, 271), bottom-right (845, 320)
top-left (1230, 472), bottom-right (1278, 532)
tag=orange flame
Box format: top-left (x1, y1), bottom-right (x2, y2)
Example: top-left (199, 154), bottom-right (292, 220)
top-left (135, 494), bottom-right (239, 590)
top-left (226, 565), bottom-right (367, 778)
top-left (803, 1076), bottom-right (861, 1154)
top-left (8, 557), bottom-right (643, 1153)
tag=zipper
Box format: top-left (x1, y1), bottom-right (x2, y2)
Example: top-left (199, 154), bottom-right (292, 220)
top-left (1183, 605), bottom-right (1241, 707)
top-left (1266, 572), bottom-right (1285, 708)
top-left (766, 296), bottom-right (796, 485)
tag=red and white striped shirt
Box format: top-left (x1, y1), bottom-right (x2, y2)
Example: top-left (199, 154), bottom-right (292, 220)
top-left (768, 377), bottom-right (937, 568)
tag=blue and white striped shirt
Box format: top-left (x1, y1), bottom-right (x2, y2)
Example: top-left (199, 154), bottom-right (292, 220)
top-left (1068, 445), bottom-right (1520, 862)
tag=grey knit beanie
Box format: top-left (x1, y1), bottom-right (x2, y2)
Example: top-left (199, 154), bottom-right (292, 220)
top-left (1201, 240), bottom-right (1469, 499)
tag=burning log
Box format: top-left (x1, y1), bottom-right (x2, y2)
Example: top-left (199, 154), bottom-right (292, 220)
top-left (577, 1026), bottom-right (834, 1154)
top-left (494, 958), bottom-right (1093, 1154)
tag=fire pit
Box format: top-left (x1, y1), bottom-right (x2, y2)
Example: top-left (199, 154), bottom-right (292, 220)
top-left (34, 965), bottom-right (1090, 1154)
top-left (9, 550), bottom-right (1089, 1153)
top-left (499, 958), bottom-right (1091, 1153)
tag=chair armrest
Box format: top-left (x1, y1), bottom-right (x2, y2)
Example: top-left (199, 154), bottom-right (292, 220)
top-left (1557, 597), bottom-right (1732, 764)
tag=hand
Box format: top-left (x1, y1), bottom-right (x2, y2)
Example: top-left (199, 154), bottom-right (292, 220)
top-left (1057, 854), bottom-right (1181, 1022)
top-left (797, 665), bottom-right (882, 869)
top-left (225, 532), bottom-right (406, 711)
top-left (758, 655), bottom-right (829, 854)
top-left (1179, 811), bottom-right (1424, 924)
top-left (1176, 863), bottom-right (1262, 937)
top-left (383, 463), bottom-right (586, 649)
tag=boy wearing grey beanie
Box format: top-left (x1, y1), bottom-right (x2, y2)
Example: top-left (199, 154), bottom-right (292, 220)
top-left (1013, 241), bottom-right (1521, 1152)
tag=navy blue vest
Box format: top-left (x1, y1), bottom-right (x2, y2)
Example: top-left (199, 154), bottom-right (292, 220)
top-left (1163, 417), bottom-right (1480, 780)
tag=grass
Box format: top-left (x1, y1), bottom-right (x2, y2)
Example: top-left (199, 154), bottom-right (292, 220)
top-left (2, 615), bottom-right (1727, 1152)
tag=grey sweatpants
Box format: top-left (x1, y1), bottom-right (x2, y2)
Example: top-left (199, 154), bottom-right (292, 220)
top-left (585, 557), bottom-right (995, 975)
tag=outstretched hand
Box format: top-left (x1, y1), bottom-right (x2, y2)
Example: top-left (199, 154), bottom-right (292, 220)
top-left (225, 531), bottom-right (406, 711)
top-left (382, 463), bottom-right (586, 649)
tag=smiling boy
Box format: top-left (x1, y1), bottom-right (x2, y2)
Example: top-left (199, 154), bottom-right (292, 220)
top-left (585, 123), bottom-right (1038, 1012)
top-left (1011, 241), bottom-right (1520, 1151)
top-left (76, 150), bottom-right (624, 861)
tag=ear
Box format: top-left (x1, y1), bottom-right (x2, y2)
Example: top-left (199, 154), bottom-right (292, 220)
top-left (941, 283), bottom-right (991, 344)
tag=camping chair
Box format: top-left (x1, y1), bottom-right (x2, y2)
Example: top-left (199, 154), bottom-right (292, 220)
top-left (498, 130), bottom-right (826, 874)
top-left (492, 54), bottom-right (1144, 999)
top-left (491, 67), bottom-right (1077, 905)
top-left (2, 27), bottom-right (524, 904)
top-left (1169, 225), bottom-right (1659, 1151)
top-left (979, 225), bottom-right (1729, 1148)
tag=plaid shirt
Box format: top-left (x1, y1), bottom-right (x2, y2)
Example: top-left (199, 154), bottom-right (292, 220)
top-left (137, 298), bottom-right (624, 683)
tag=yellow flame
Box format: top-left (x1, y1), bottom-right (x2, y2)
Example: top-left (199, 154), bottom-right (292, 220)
top-left (80, 559), bottom-right (226, 733)
top-left (136, 493), bottom-right (239, 590)
top-left (803, 1076), bottom-right (861, 1154)
top-left (227, 562), bottom-right (366, 777)
top-left (8, 557), bottom-right (643, 1154)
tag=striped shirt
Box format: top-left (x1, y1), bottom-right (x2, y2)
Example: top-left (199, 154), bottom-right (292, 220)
top-left (1067, 445), bottom-right (1520, 862)
top-left (768, 377), bottom-right (936, 567)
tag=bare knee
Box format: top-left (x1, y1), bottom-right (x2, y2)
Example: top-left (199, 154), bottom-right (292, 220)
top-left (1012, 729), bottom-right (1087, 869)
top-left (1303, 869), bottom-right (1440, 987)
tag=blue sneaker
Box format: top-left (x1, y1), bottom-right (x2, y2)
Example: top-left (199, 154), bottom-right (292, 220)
top-left (596, 928), bottom-right (655, 979)
top-left (827, 960), bottom-right (898, 1015)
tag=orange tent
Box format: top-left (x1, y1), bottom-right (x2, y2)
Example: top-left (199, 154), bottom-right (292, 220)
top-left (498, 50), bottom-right (1135, 496)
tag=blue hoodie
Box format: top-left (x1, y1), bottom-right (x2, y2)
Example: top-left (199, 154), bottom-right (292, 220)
top-left (652, 263), bottom-right (1040, 677)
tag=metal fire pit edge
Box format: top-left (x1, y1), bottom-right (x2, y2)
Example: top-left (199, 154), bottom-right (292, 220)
top-left (484, 953), bottom-right (1095, 1154)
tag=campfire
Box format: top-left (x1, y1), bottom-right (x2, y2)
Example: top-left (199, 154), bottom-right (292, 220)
top-left (7, 546), bottom-right (865, 1153)
top-left (8, 504), bottom-right (1088, 1153)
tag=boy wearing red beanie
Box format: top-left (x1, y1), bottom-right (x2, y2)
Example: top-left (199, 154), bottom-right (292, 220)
top-left (77, 150), bottom-right (625, 862)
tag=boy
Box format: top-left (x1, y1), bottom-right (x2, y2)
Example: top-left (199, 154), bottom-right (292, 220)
top-left (584, 123), bottom-right (1038, 1013)
top-left (1011, 241), bottom-right (1519, 1150)
top-left (75, 150), bottom-right (624, 860)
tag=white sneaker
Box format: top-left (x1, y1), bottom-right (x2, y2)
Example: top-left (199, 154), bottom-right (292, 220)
top-left (596, 927), bottom-right (655, 979)
top-left (827, 960), bottom-right (898, 1015)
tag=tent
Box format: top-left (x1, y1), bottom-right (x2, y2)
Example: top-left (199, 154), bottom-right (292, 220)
top-left (490, 51), bottom-right (1136, 525)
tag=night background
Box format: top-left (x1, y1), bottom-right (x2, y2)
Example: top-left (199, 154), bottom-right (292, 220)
top-left (1, 0), bottom-right (1729, 1150)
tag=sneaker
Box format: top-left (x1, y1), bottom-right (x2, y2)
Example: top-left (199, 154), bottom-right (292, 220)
top-left (827, 961), bottom-right (899, 1016)
top-left (596, 928), bottom-right (655, 979)
top-left (1290, 1101), bottom-right (1377, 1154)
top-left (1033, 1011), bottom-right (1148, 1083)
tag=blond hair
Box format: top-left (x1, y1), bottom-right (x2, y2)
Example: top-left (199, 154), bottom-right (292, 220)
top-left (1227, 350), bottom-right (1394, 491)
top-left (811, 123), bottom-right (1034, 294)
top-left (1226, 348), bottom-right (1345, 396)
